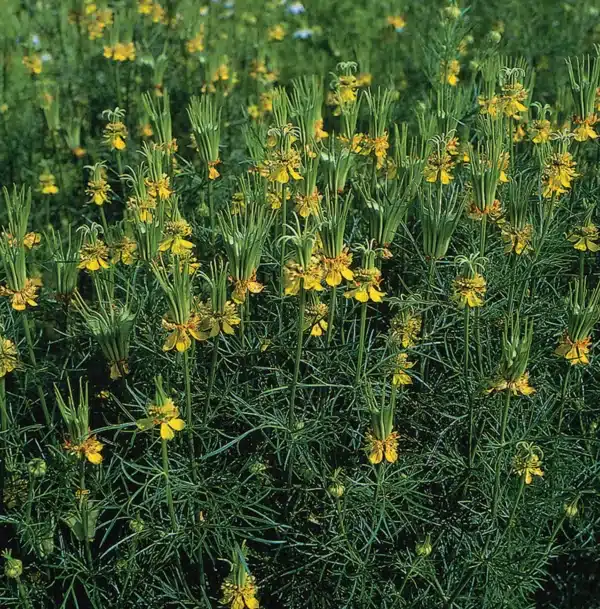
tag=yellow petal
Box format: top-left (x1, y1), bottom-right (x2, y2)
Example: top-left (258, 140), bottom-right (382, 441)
top-left (161, 423), bottom-right (175, 440)
top-left (168, 418), bottom-right (185, 432)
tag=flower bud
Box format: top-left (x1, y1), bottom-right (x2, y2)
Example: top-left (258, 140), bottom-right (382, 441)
top-left (487, 31), bottom-right (502, 44)
top-left (28, 458), bottom-right (47, 478)
top-left (4, 556), bottom-right (23, 579)
top-left (443, 6), bottom-right (461, 20)
top-left (327, 482), bottom-right (345, 498)
top-left (129, 518), bottom-right (145, 533)
top-left (564, 500), bottom-right (579, 518)
top-left (416, 537), bottom-right (432, 557)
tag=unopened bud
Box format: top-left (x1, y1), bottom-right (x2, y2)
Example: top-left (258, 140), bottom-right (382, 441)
top-left (416, 537), bottom-right (432, 557)
top-left (487, 31), bottom-right (502, 44)
top-left (327, 482), bottom-right (345, 498)
top-left (443, 6), bottom-right (461, 20)
top-left (4, 556), bottom-right (23, 579)
top-left (28, 458), bottom-right (47, 478)
top-left (564, 501), bottom-right (579, 518)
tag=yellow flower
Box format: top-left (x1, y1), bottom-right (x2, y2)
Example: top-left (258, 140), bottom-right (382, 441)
top-left (112, 236), bottom-right (137, 265)
top-left (86, 175), bottom-right (111, 206)
top-left (199, 301), bottom-right (241, 337)
top-left (138, 398), bottom-right (186, 440)
top-left (321, 250), bottom-right (354, 287)
top-left (232, 272), bottom-right (264, 304)
top-left (555, 334), bottom-right (592, 365)
top-left (529, 119), bottom-right (551, 144)
top-left (513, 449), bottom-right (543, 485)
top-left (159, 220), bottom-right (194, 256)
top-left (344, 267), bottom-right (385, 303)
top-left (452, 273), bottom-right (486, 308)
top-left (268, 24), bottom-right (286, 41)
top-left (423, 150), bottom-right (455, 184)
top-left (0, 278), bottom-right (42, 311)
top-left (111, 41), bottom-right (136, 62)
top-left (64, 435), bottom-right (104, 465)
top-left (23, 54), bottom-right (42, 75)
top-left (141, 122), bottom-right (154, 137)
top-left (478, 95), bottom-right (502, 118)
top-left (389, 313), bottom-right (422, 348)
top-left (104, 120), bottom-right (128, 151)
top-left (295, 189), bottom-right (321, 218)
top-left (0, 338), bottom-right (18, 378)
top-left (145, 174), bottom-right (172, 200)
top-left (72, 146), bottom-right (87, 158)
top-left (365, 431), bottom-right (399, 464)
top-left (39, 173), bottom-right (59, 195)
top-left (304, 302), bottom-right (328, 336)
top-left (467, 199), bottom-right (503, 223)
top-left (542, 152), bottom-right (578, 198)
top-left (79, 241), bottom-right (110, 272)
top-left (220, 574), bottom-right (260, 609)
top-left (392, 352), bottom-right (415, 386)
top-left (138, 0), bottom-right (153, 14)
top-left (573, 114), bottom-right (598, 142)
top-left (259, 149), bottom-right (302, 184)
top-left (442, 59), bottom-right (460, 86)
top-left (486, 372), bottom-right (535, 396)
top-left (23, 232), bottom-right (42, 249)
top-left (501, 82), bottom-right (528, 119)
top-left (284, 259), bottom-right (324, 295)
top-left (501, 224), bottom-right (534, 255)
top-left (387, 15), bottom-right (406, 31)
top-left (162, 314), bottom-right (204, 352)
top-left (310, 120), bottom-right (328, 142)
top-left (208, 160), bottom-right (221, 180)
top-left (186, 27), bottom-right (205, 54)
top-left (567, 223), bottom-right (600, 252)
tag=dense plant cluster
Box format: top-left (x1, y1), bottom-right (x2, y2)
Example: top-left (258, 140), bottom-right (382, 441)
top-left (1, 1), bottom-right (600, 607)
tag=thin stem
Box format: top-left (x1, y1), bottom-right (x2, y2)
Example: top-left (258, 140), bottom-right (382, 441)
top-left (279, 185), bottom-right (288, 298)
top-left (162, 438), bottom-right (177, 529)
top-left (557, 366), bottom-right (573, 433)
top-left (289, 282), bottom-right (306, 429)
top-left (208, 179), bottom-right (215, 245)
top-left (492, 390), bottom-right (512, 518)
top-left (22, 314), bottom-right (51, 427)
top-left (355, 301), bottom-right (368, 384)
top-left (80, 463), bottom-right (93, 568)
top-left (205, 337), bottom-right (219, 422)
top-left (0, 376), bottom-right (6, 433)
top-left (326, 286), bottom-right (337, 346)
top-left (183, 350), bottom-right (197, 481)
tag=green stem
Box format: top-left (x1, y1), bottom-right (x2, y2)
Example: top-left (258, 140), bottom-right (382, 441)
top-left (99, 206), bottom-right (110, 240)
top-left (279, 185), bottom-right (288, 298)
top-left (80, 463), bottom-right (93, 568)
top-left (289, 282), bottom-right (306, 429)
top-left (355, 301), bottom-right (368, 384)
top-left (557, 366), bottom-right (572, 434)
top-left (492, 390), bottom-right (512, 518)
top-left (208, 179), bottom-right (215, 246)
top-left (205, 337), bottom-right (219, 422)
top-left (22, 314), bottom-right (51, 427)
top-left (326, 286), bottom-right (337, 346)
top-left (162, 438), bottom-right (177, 529)
top-left (0, 376), bottom-right (6, 433)
top-left (480, 215), bottom-right (488, 257)
top-left (183, 350), bottom-right (197, 481)
top-left (579, 250), bottom-right (585, 286)
top-left (464, 308), bottom-right (475, 467)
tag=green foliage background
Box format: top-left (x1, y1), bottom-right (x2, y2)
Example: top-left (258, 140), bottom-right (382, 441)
top-left (0, 1), bottom-right (599, 608)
